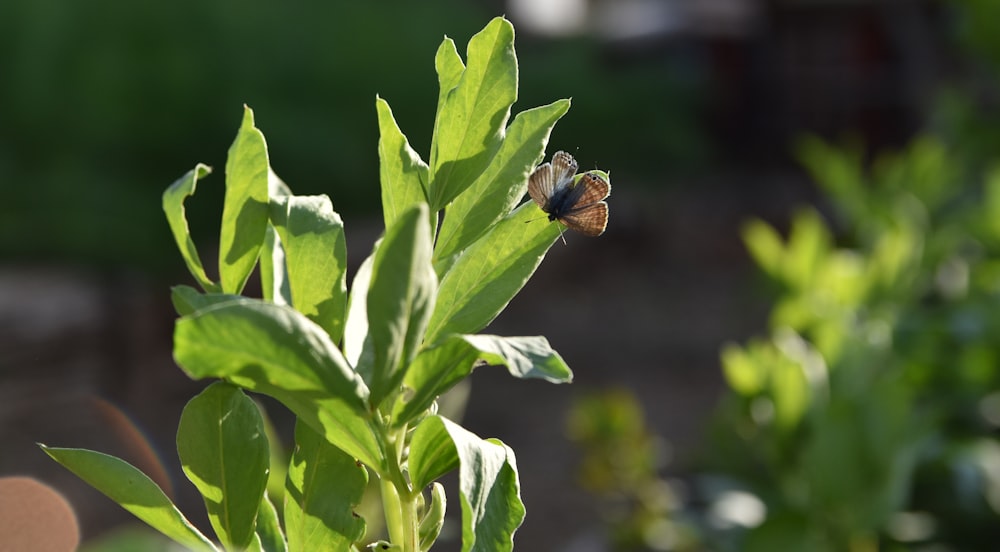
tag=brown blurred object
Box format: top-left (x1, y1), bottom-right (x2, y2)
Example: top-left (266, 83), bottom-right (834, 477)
top-left (0, 267), bottom-right (207, 542)
top-left (0, 476), bottom-right (79, 552)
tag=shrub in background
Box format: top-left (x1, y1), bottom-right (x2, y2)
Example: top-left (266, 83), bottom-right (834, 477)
top-left (705, 135), bottom-right (1000, 550)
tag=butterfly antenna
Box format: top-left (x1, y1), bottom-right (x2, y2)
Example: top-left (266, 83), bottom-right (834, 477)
top-left (558, 226), bottom-right (568, 245)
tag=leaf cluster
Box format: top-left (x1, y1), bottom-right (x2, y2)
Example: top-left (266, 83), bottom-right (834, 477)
top-left (705, 136), bottom-right (1000, 550)
top-left (43, 17), bottom-right (588, 552)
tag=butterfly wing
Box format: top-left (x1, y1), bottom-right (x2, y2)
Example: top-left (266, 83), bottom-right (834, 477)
top-left (528, 151), bottom-right (578, 210)
top-left (560, 201), bottom-right (609, 236)
top-left (551, 151), bottom-right (579, 184)
top-left (527, 163), bottom-right (553, 209)
top-left (557, 173), bottom-right (610, 236)
top-left (572, 172), bottom-right (611, 206)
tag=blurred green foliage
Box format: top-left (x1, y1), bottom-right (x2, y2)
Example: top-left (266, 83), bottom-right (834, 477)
top-left (698, 4), bottom-right (1000, 547)
top-left (567, 388), bottom-right (701, 551)
top-left (0, 1), bottom-right (480, 270)
top-left (706, 134), bottom-right (1000, 550)
top-left (0, 1), bottom-right (706, 273)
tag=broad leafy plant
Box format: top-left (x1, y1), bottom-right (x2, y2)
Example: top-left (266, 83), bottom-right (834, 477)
top-left (42, 17), bottom-right (591, 552)
top-left (704, 136), bottom-right (1000, 550)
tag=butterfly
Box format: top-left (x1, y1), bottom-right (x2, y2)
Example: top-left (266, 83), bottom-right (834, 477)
top-left (528, 151), bottom-right (610, 237)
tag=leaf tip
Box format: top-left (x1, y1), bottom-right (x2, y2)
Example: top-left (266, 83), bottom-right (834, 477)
top-left (241, 104), bottom-right (256, 128)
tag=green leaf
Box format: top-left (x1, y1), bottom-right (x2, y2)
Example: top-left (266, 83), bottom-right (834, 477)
top-left (269, 194), bottom-right (349, 343)
top-left (460, 334), bottom-right (573, 381)
top-left (783, 209), bottom-right (831, 289)
top-left (435, 100), bottom-right (571, 272)
top-left (418, 482), bottom-right (447, 551)
top-left (429, 37), bottom-right (465, 165)
top-left (408, 416), bottom-right (459, 491)
top-left (365, 204), bottom-right (437, 408)
top-left (260, 224), bottom-right (292, 306)
top-left (720, 342), bottom-right (766, 396)
top-left (40, 446), bottom-right (218, 552)
top-left (796, 135), bottom-right (866, 221)
top-left (425, 202), bottom-right (561, 344)
top-left (408, 416), bottom-right (524, 552)
top-left (393, 335), bottom-right (572, 427)
top-left (170, 286), bottom-right (243, 316)
top-left (256, 492), bottom-right (287, 552)
top-left (377, 96), bottom-right (430, 232)
top-left (394, 339), bottom-right (478, 430)
top-left (163, 164), bottom-right (218, 292)
top-left (284, 421), bottom-right (368, 551)
top-left (456, 439), bottom-right (523, 552)
top-left (428, 17), bottom-right (518, 210)
top-left (742, 219), bottom-right (784, 278)
top-left (343, 247), bottom-right (377, 370)
top-left (173, 298), bottom-right (383, 470)
top-left (434, 37), bottom-right (465, 120)
top-left (177, 382), bottom-right (269, 551)
top-left (220, 105), bottom-right (270, 294)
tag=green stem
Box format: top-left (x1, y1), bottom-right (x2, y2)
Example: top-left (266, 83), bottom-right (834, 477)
top-left (399, 485), bottom-right (420, 551)
top-left (381, 476), bottom-right (405, 546)
top-left (377, 421), bottom-right (420, 551)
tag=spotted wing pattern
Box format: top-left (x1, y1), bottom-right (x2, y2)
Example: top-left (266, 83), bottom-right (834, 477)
top-left (559, 172), bottom-right (610, 236)
top-left (528, 151), bottom-right (579, 210)
top-left (572, 172), bottom-right (611, 206)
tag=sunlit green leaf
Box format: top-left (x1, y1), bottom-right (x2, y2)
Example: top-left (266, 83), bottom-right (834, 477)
top-left (425, 202), bottom-right (560, 344)
top-left (260, 225), bottom-right (292, 306)
top-left (40, 446), bottom-right (217, 552)
top-left (770, 354), bottom-right (811, 430)
top-left (409, 416), bottom-right (460, 492)
top-left (428, 17), bottom-right (517, 210)
top-left (365, 204), bottom-right (437, 408)
top-left (269, 194), bottom-right (348, 343)
top-left (428, 37), bottom-right (465, 179)
top-left (742, 219), bottom-right (784, 279)
top-left (343, 247), bottom-right (377, 371)
top-left (783, 209), bottom-right (831, 290)
top-left (393, 334), bottom-right (571, 427)
top-left (720, 342), bottom-right (765, 396)
top-left (173, 298), bottom-right (383, 470)
top-left (219, 105), bottom-right (270, 294)
top-left (434, 37), bottom-right (465, 121)
top-left (284, 421), bottom-right (367, 551)
top-left (418, 482), bottom-right (447, 551)
top-left (176, 382), bottom-right (269, 551)
top-left (163, 164), bottom-right (218, 292)
top-left (435, 100), bottom-right (570, 273)
top-left (409, 416), bottom-right (523, 552)
top-left (377, 96), bottom-right (430, 232)
top-left (255, 493), bottom-right (286, 552)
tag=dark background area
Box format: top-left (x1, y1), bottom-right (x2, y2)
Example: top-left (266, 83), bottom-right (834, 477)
top-left (4, 0), bottom-right (999, 550)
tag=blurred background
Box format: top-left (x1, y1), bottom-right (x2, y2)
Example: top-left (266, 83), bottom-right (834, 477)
top-left (4, 0), bottom-right (1000, 550)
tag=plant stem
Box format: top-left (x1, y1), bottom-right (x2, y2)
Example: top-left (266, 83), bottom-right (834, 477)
top-left (398, 484), bottom-right (420, 551)
top-left (381, 476), bottom-right (405, 546)
top-left (378, 422), bottom-right (420, 551)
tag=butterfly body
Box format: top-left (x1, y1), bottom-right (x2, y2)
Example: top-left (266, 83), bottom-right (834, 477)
top-left (543, 183), bottom-right (583, 220)
top-left (528, 151), bottom-right (610, 237)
